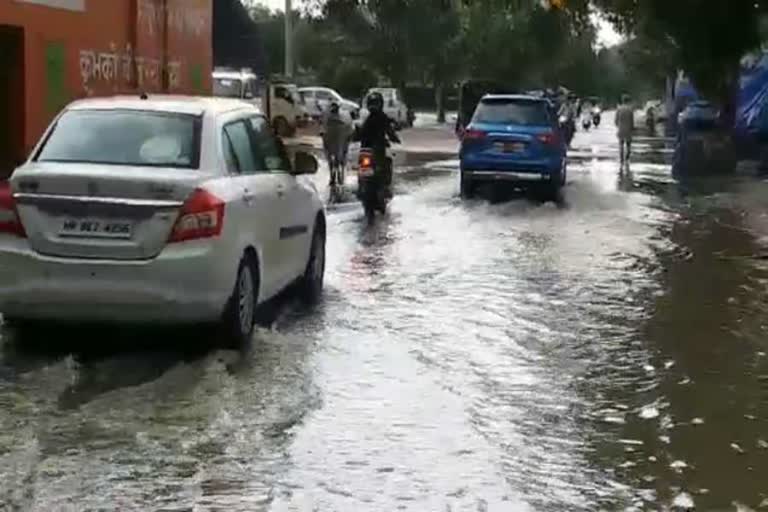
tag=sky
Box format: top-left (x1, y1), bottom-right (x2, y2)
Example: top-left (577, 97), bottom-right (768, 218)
top-left (595, 16), bottom-right (623, 48)
top-left (252, 0), bottom-right (625, 48)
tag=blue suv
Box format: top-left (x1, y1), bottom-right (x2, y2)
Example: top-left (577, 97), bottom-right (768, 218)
top-left (459, 94), bottom-right (567, 199)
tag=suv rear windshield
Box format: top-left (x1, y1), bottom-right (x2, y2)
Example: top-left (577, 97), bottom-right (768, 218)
top-left (472, 98), bottom-right (550, 126)
top-left (36, 110), bottom-right (201, 169)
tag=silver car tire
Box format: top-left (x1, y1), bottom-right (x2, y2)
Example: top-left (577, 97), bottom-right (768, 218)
top-left (222, 255), bottom-right (258, 348)
top-left (299, 217), bottom-right (326, 304)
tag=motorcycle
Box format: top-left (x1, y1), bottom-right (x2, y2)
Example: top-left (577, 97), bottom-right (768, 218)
top-left (592, 108), bottom-right (601, 127)
top-left (356, 147), bottom-right (393, 223)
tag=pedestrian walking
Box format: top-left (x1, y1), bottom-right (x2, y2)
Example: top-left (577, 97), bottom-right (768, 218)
top-left (615, 94), bottom-right (635, 165)
top-left (322, 102), bottom-right (353, 186)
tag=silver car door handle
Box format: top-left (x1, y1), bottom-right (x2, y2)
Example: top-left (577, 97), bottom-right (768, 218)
top-left (276, 186), bottom-right (285, 198)
top-left (243, 189), bottom-right (255, 204)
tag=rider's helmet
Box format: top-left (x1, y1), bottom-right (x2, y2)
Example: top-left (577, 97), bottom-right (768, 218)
top-left (330, 101), bottom-right (340, 114)
top-left (366, 92), bottom-right (384, 113)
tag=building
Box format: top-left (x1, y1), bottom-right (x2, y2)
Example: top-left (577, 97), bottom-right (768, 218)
top-left (0, 0), bottom-right (213, 178)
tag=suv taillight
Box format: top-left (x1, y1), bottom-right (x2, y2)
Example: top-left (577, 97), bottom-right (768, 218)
top-left (462, 129), bottom-right (486, 141)
top-left (537, 132), bottom-right (559, 146)
top-left (168, 189), bottom-right (224, 243)
top-left (0, 182), bottom-right (26, 238)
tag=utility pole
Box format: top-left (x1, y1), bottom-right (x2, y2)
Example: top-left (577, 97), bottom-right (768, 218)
top-left (285, 0), bottom-right (294, 77)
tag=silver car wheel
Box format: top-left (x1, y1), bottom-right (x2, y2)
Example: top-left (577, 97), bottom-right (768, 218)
top-left (238, 265), bottom-right (255, 335)
top-left (310, 232), bottom-right (325, 285)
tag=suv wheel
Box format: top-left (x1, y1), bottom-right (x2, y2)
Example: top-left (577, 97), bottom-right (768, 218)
top-left (544, 171), bottom-right (564, 202)
top-left (460, 171), bottom-right (475, 198)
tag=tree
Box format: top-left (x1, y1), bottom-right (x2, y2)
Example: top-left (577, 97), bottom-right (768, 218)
top-left (406, 0), bottom-right (462, 121)
top-left (323, 0), bottom-right (413, 90)
top-left (247, 5), bottom-right (285, 75)
top-left (320, 0), bottom-right (465, 115)
top-left (572, 0), bottom-right (768, 121)
top-left (242, 0), bottom-right (674, 113)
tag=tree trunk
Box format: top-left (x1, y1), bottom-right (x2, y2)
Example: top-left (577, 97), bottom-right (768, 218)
top-left (719, 72), bottom-right (738, 131)
top-left (435, 82), bottom-right (445, 124)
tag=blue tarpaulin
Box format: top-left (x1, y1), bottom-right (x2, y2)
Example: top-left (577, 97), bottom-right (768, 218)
top-left (673, 55), bottom-right (768, 139)
top-left (736, 52), bottom-right (768, 138)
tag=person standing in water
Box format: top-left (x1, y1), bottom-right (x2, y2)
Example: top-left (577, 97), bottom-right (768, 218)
top-left (615, 94), bottom-right (635, 165)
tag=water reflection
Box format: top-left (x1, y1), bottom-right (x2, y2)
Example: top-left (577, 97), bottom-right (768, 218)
top-left (2, 122), bottom-right (768, 510)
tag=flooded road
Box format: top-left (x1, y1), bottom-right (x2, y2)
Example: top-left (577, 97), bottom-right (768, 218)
top-left (2, 120), bottom-right (768, 511)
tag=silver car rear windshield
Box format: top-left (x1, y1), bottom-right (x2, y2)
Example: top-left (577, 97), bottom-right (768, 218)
top-left (35, 109), bottom-right (202, 169)
top-left (473, 99), bottom-right (550, 126)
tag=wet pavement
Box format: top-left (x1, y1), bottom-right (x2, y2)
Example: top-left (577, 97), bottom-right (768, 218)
top-left (2, 118), bottom-right (768, 511)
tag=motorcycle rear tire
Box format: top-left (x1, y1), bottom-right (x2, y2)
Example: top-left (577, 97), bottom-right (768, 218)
top-left (364, 203), bottom-right (376, 224)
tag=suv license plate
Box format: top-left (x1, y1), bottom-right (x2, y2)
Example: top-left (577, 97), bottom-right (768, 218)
top-left (59, 218), bottom-right (133, 239)
top-left (496, 142), bottom-right (525, 153)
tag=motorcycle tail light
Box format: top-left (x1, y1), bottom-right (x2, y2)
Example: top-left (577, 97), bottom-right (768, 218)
top-left (359, 152), bottom-right (373, 169)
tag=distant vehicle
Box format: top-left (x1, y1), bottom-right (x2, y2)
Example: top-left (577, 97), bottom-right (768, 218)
top-left (637, 99), bottom-right (669, 126)
top-left (459, 94), bottom-right (567, 200)
top-left (360, 88), bottom-right (410, 129)
top-left (356, 147), bottom-right (396, 224)
top-left (654, 101), bottom-right (670, 121)
top-left (298, 86), bottom-right (360, 123)
top-left (0, 96), bottom-right (326, 346)
top-left (678, 100), bottom-right (718, 126)
top-left (585, 96), bottom-right (602, 126)
top-left (674, 100), bottom-right (735, 176)
top-left (212, 68), bottom-right (308, 137)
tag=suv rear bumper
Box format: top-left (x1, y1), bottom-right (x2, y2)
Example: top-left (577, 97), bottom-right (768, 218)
top-left (464, 170), bottom-right (554, 182)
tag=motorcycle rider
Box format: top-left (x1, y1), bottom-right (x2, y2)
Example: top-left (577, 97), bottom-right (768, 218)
top-left (581, 99), bottom-right (593, 130)
top-left (322, 101), bottom-right (353, 186)
top-left (354, 91), bottom-right (401, 196)
top-left (592, 101), bottom-right (602, 126)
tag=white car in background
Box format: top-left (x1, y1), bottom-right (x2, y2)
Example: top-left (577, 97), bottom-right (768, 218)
top-left (0, 95), bottom-right (326, 346)
top-left (299, 86), bottom-right (360, 123)
top-left (360, 88), bottom-right (410, 129)
top-left (213, 68), bottom-right (309, 137)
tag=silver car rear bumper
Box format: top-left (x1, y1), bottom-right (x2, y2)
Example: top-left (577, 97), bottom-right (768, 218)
top-left (0, 237), bottom-right (234, 324)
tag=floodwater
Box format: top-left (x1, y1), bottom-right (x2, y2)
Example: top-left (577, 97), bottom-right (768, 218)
top-left (1, 118), bottom-right (768, 511)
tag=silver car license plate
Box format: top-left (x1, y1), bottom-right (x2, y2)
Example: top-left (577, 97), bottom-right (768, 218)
top-left (59, 218), bottom-right (133, 239)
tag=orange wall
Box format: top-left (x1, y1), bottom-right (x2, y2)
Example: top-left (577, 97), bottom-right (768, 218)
top-left (0, 0), bottom-right (212, 157)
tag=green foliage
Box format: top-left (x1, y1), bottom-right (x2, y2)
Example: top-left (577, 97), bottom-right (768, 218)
top-left (584, 0), bottom-right (767, 104)
top-left (246, 4), bottom-right (287, 74)
top-left (243, 0), bottom-right (694, 109)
